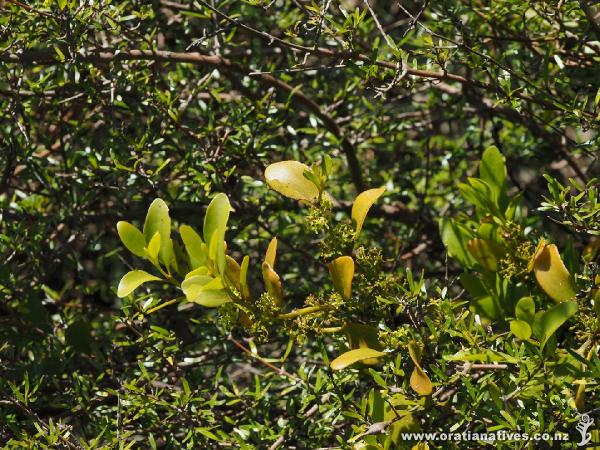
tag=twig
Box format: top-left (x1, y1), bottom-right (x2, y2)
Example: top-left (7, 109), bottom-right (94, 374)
top-left (228, 336), bottom-right (310, 387)
top-left (268, 435), bottom-right (285, 450)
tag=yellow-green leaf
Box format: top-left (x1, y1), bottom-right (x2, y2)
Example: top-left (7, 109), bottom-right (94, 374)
top-left (180, 225), bottom-right (207, 269)
top-left (117, 270), bottom-right (161, 298)
top-left (330, 348), bottom-right (386, 370)
top-left (510, 319), bottom-right (532, 340)
top-left (264, 160), bottom-right (320, 202)
top-left (240, 255), bottom-right (250, 300)
top-left (412, 443), bottom-right (430, 450)
top-left (515, 296), bottom-right (535, 324)
top-left (479, 146), bottom-right (507, 204)
top-left (352, 187), bottom-right (385, 238)
top-left (345, 323), bottom-right (383, 365)
top-left (467, 238), bottom-right (500, 271)
top-left (117, 221), bottom-right (146, 257)
top-left (225, 255), bottom-right (241, 290)
top-left (147, 232), bottom-right (161, 261)
top-left (345, 323), bottom-right (382, 350)
top-left (532, 243), bottom-right (577, 302)
top-left (185, 266), bottom-right (209, 279)
top-left (208, 229), bottom-right (226, 276)
top-left (328, 256), bottom-right (354, 300)
top-left (410, 366), bottom-right (432, 396)
top-left (264, 237), bottom-right (277, 269)
top-left (191, 289), bottom-right (231, 307)
top-left (262, 262), bottom-right (283, 304)
top-left (181, 275), bottom-right (230, 307)
top-left (143, 199), bottom-right (173, 266)
top-left (203, 193), bottom-right (232, 246)
top-left (407, 340), bottom-right (423, 366)
top-left (407, 341), bottom-right (432, 396)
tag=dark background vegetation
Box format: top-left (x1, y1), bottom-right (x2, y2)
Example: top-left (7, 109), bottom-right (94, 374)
top-left (0, 0), bottom-right (598, 448)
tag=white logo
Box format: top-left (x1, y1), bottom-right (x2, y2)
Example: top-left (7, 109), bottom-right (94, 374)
top-left (576, 414), bottom-right (594, 447)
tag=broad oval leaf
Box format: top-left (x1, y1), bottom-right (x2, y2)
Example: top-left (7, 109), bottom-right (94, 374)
top-left (479, 146), bottom-right (507, 204)
top-left (510, 319), bottom-right (532, 340)
top-left (204, 194), bottom-right (231, 275)
top-left (181, 275), bottom-right (230, 307)
top-left (410, 366), bottom-right (432, 396)
top-left (143, 199), bottom-right (174, 266)
top-left (515, 296), bottom-right (535, 324)
top-left (532, 300), bottom-right (578, 348)
top-left (330, 348), bottom-right (385, 370)
top-left (264, 161), bottom-right (320, 201)
top-left (117, 270), bottom-right (161, 298)
top-left (180, 225), bottom-right (207, 269)
top-left (190, 289), bottom-right (231, 307)
top-left (203, 193), bottom-right (232, 245)
top-left (117, 221), bottom-right (146, 257)
top-left (328, 256), bottom-right (354, 300)
top-left (532, 243), bottom-right (577, 302)
top-left (181, 275), bottom-right (219, 300)
top-left (352, 187), bottom-right (385, 238)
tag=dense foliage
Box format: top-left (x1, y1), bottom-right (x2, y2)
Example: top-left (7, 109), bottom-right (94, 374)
top-left (1, 0), bottom-right (599, 448)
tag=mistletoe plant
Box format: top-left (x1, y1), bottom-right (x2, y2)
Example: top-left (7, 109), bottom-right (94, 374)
top-left (115, 149), bottom-right (599, 441)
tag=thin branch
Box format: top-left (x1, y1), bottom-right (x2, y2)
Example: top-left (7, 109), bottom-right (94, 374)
top-left (0, 46), bottom-right (365, 191)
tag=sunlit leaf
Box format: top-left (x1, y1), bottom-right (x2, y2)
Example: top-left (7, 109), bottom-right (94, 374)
top-left (185, 266), bottom-right (209, 279)
top-left (240, 255), bottom-right (251, 300)
top-left (515, 296), bottom-right (535, 324)
top-left (328, 256), bottom-right (354, 300)
top-left (510, 319), bottom-right (532, 340)
top-left (190, 288), bottom-right (231, 307)
top-left (203, 194), bottom-right (232, 276)
top-left (407, 341), bottom-right (432, 396)
top-left (143, 198), bottom-right (173, 266)
top-left (117, 221), bottom-right (146, 258)
top-left (330, 348), bottom-right (386, 370)
top-left (179, 225), bottom-right (207, 269)
top-left (532, 243), bottom-right (577, 302)
top-left (225, 255), bottom-right (241, 290)
top-left (352, 187), bottom-right (385, 238)
top-left (407, 340), bottom-right (423, 366)
top-left (203, 193), bottom-right (232, 246)
top-left (479, 146), bottom-right (507, 205)
top-left (181, 275), bottom-right (230, 307)
top-left (117, 270), bottom-right (161, 297)
top-left (345, 323), bottom-right (383, 365)
top-left (264, 160), bottom-right (320, 201)
top-left (262, 262), bottom-right (283, 304)
top-left (208, 229), bottom-right (226, 276)
top-left (264, 237), bottom-right (277, 268)
top-left (410, 366), bottom-right (432, 396)
top-left (147, 231), bottom-right (161, 261)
